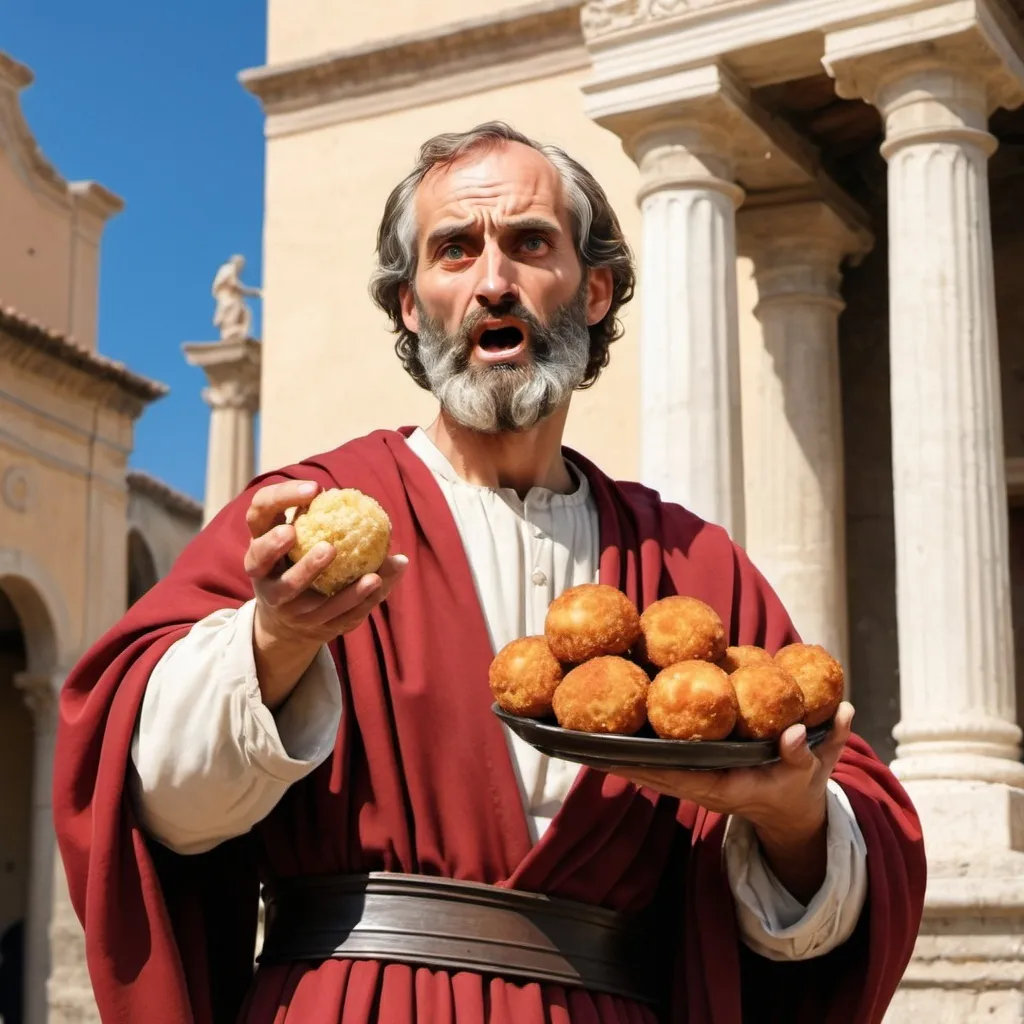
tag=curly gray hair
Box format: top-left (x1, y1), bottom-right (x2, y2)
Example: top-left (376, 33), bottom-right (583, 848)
top-left (369, 122), bottom-right (635, 391)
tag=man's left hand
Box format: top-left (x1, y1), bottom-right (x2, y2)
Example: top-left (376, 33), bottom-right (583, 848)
top-left (608, 701), bottom-right (855, 903)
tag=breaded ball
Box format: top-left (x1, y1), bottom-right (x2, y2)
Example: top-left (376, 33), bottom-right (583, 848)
top-left (774, 643), bottom-right (845, 727)
top-left (544, 584), bottom-right (641, 664)
top-left (638, 596), bottom-right (727, 669)
top-left (288, 488), bottom-right (392, 596)
top-left (647, 661), bottom-right (738, 741)
top-left (552, 656), bottom-right (649, 735)
top-left (717, 645), bottom-right (774, 673)
top-left (731, 665), bottom-right (806, 741)
top-left (489, 637), bottom-right (564, 718)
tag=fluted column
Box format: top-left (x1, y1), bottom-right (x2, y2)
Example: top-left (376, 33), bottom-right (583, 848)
top-left (634, 123), bottom-right (746, 538)
top-left (876, 66), bottom-right (1020, 787)
top-left (183, 338), bottom-right (261, 525)
top-left (739, 202), bottom-right (871, 666)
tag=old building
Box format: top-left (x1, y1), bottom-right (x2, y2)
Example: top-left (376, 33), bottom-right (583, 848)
top-left (240, 0), bottom-right (1024, 1018)
top-left (0, 51), bottom-right (201, 1024)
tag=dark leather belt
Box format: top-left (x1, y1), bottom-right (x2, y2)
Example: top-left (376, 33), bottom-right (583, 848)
top-left (258, 873), bottom-right (669, 1006)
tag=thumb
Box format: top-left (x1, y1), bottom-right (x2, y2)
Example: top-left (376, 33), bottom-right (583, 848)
top-left (778, 723), bottom-right (816, 771)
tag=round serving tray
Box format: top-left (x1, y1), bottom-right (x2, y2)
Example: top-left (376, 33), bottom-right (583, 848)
top-left (493, 704), bottom-right (831, 771)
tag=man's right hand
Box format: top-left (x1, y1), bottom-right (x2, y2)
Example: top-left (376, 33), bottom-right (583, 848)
top-left (243, 479), bottom-right (408, 710)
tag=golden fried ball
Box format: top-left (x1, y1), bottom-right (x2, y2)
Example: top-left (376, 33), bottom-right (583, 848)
top-left (552, 656), bottom-right (649, 735)
top-left (638, 596), bottom-right (727, 669)
top-left (647, 661), bottom-right (738, 741)
top-left (288, 488), bottom-right (392, 596)
top-left (717, 645), bottom-right (774, 674)
top-left (774, 643), bottom-right (845, 728)
top-left (731, 665), bottom-right (806, 741)
top-left (489, 637), bottom-right (564, 718)
top-left (544, 584), bottom-right (641, 664)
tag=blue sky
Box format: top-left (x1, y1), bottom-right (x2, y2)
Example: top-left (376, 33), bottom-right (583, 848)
top-left (6, 2), bottom-right (266, 501)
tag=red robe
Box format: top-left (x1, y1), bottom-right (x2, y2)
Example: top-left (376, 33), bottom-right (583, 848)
top-left (52, 429), bottom-right (925, 1024)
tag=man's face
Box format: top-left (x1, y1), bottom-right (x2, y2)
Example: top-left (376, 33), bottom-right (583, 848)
top-left (399, 141), bottom-right (612, 433)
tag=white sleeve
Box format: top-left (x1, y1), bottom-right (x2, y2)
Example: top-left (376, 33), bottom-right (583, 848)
top-left (723, 780), bottom-right (869, 961)
top-left (128, 598), bottom-right (342, 855)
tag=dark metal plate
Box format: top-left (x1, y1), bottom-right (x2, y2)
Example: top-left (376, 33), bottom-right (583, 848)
top-left (493, 704), bottom-right (831, 771)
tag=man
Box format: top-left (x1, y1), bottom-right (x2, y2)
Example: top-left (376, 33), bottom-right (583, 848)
top-left (53, 123), bottom-right (925, 1024)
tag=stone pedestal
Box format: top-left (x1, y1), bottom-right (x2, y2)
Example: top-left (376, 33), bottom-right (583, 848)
top-left (827, 15), bottom-right (1024, 1020)
top-left (183, 338), bottom-right (261, 525)
top-left (634, 123), bottom-right (745, 536)
top-left (739, 201), bottom-right (870, 666)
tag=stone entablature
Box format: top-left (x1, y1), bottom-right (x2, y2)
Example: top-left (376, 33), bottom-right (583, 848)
top-left (240, 0), bottom-right (588, 136)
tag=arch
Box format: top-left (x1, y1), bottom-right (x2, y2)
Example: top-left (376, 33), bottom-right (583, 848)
top-left (0, 548), bottom-right (73, 674)
top-left (127, 529), bottom-right (159, 608)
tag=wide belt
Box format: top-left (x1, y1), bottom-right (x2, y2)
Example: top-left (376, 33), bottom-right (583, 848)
top-left (258, 872), bottom-right (670, 1007)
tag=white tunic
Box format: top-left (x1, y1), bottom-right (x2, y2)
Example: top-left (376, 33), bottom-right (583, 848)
top-left (129, 428), bottom-right (868, 962)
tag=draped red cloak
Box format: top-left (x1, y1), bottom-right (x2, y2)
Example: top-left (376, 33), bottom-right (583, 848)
top-left (52, 429), bottom-right (925, 1024)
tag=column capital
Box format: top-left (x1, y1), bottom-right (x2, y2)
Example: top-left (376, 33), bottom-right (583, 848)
top-left (183, 337), bottom-right (262, 412)
top-left (583, 61), bottom-right (822, 195)
top-left (823, 1), bottom-right (1024, 116)
top-left (738, 199), bottom-right (873, 308)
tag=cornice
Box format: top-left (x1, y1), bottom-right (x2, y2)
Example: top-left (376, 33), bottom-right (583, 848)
top-left (0, 302), bottom-right (166, 419)
top-left (0, 50), bottom-right (124, 219)
top-left (240, 1), bottom-right (588, 137)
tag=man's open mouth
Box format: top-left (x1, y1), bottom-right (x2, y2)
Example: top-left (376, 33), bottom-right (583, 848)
top-left (477, 326), bottom-right (525, 352)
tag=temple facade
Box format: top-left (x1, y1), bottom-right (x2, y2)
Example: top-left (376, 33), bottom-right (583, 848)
top-left (241, 0), bottom-right (1024, 1018)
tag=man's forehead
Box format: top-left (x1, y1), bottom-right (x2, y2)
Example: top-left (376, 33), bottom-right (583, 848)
top-left (414, 141), bottom-right (568, 230)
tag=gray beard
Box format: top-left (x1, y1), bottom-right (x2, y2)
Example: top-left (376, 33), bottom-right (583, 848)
top-left (414, 287), bottom-right (591, 434)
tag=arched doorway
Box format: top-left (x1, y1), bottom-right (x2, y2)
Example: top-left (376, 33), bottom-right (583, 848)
top-left (0, 586), bottom-right (32, 1024)
top-left (127, 529), bottom-right (158, 608)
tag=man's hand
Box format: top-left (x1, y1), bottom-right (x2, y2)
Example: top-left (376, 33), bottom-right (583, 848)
top-left (609, 701), bottom-right (855, 903)
top-left (243, 480), bottom-right (408, 710)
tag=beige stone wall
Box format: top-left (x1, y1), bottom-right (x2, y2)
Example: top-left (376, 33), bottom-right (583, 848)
top-left (0, 149), bottom-right (75, 343)
top-left (267, 0), bottom-right (542, 62)
top-left (259, 65), bottom-right (646, 480)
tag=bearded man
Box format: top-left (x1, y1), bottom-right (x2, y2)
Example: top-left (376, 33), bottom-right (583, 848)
top-left (53, 123), bottom-right (925, 1024)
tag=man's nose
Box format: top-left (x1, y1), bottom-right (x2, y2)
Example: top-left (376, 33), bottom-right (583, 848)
top-left (475, 245), bottom-right (518, 308)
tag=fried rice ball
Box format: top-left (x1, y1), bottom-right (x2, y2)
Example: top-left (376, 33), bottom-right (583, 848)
top-left (647, 661), bottom-right (738, 741)
top-left (544, 584), bottom-right (641, 664)
top-left (638, 596), bottom-right (727, 669)
top-left (731, 665), bottom-right (806, 741)
top-left (288, 488), bottom-right (392, 597)
top-left (489, 637), bottom-right (564, 718)
top-left (717, 645), bottom-right (774, 674)
top-left (774, 643), bottom-right (845, 728)
top-left (552, 656), bottom-right (649, 735)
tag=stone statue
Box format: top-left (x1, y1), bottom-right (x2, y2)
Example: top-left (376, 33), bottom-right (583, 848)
top-left (212, 254), bottom-right (261, 342)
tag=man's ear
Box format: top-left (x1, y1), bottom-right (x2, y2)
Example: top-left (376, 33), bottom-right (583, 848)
top-left (399, 282), bottom-right (419, 333)
top-left (585, 267), bottom-right (613, 326)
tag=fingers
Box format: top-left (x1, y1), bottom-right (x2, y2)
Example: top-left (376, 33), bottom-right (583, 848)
top-left (814, 701), bottom-right (855, 776)
top-left (317, 555), bottom-right (409, 626)
top-left (778, 723), bottom-right (817, 771)
top-left (244, 524), bottom-right (296, 580)
top-left (257, 542), bottom-right (336, 608)
top-left (246, 480), bottom-right (320, 539)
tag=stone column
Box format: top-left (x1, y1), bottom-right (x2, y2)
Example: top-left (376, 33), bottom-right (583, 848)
top-left (633, 123), bottom-right (746, 538)
top-left (14, 671), bottom-right (59, 1024)
top-left (738, 202), bottom-right (871, 666)
top-left (183, 338), bottom-right (261, 525)
top-left (827, 18), bottom-right (1024, 1021)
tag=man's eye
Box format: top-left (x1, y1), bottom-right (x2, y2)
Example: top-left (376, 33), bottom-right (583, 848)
top-left (521, 236), bottom-right (547, 253)
top-left (441, 244), bottom-right (465, 261)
